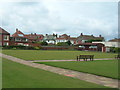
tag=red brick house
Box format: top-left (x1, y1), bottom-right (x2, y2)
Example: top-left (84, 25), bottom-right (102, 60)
top-left (11, 29), bottom-right (43, 47)
top-left (10, 29), bottom-right (29, 46)
top-left (24, 33), bottom-right (44, 43)
top-left (0, 27), bottom-right (10, 46)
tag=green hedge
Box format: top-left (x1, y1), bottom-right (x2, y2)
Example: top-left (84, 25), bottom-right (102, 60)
top-left (2, 45), bottom-right (38, 50)
top-left (110, 47), bottom-right (120, 53)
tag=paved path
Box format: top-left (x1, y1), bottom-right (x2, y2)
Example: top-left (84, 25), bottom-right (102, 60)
top-left (27, 58), bottom-right (115, 62)
top-left (0, 53), bottom-right (119, 88)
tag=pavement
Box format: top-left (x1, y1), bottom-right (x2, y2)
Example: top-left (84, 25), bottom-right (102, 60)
top-left (0, 53), bottom-right (119, 88)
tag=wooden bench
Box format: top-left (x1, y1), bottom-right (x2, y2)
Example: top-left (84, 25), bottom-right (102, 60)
top-left (77, 55), bottom-right (94, 61)
top-left (115, 54), bottom-right (120, 59)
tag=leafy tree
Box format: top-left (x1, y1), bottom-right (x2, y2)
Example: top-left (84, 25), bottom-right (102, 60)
top-left (40, 41), bottom-right (48, 46)
top-left (66, 40), bottom-right (72, 46)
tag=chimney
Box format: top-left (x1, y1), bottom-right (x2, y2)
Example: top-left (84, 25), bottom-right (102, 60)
top-left (34, 33), bottom-right (36, 35)
top-left (16, 28), bottom-right (19, 32)
top-left (56, 34), bottom-right (58, 37)
top-left (81, 33), bottom-right (83, 36)
top-left (46, 34), bottom-right (48, 36)
top-left (99, 35), bottom-right (102, 37)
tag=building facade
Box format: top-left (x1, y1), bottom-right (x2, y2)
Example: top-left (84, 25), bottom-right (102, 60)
top-left (0, 27), bottom-right (10, 46)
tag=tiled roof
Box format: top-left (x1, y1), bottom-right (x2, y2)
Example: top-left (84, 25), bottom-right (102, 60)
top-left (76, 43), bottom-right (104, 46)
top-left (77, 34), bottom-right (104, 40)
top-left (109, 38), bottom-right (120, 42)
top-left (0, 27), bottom-right (10, 34)
top-left (24, 34), bottom-right (44, 40)
top-left (12, 29), bottom-right (24, 37)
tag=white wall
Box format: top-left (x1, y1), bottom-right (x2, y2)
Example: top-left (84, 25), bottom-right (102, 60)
top-left (92, 41), bottom-right (120, 47)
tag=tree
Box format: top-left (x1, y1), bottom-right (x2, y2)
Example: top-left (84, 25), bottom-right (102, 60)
top-left (66, 40), bottom-right (72, 46)
top-left (40, 41), bottom-right (48, 46)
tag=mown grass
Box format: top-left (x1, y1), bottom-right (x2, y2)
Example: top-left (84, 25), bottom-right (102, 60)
top-left (36, 60), bottom-right (119, 79)
top-left (2, 50), bottom-right (116, 60)
top-left (2, 58), bottom-right (108, 88)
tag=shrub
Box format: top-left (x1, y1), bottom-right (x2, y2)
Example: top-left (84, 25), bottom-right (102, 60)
top-left (12, 47), bottom-right (17, 50)
top-left (110, 47), bottom-right (120, 53)
top-left (57, 42), bottom-right (68, 46)
top-left (34, 46), bottom-right (41, 50)
top-left (66, 40), bottom-right (72, 46)
top-left (40, 41), bottom-right (48, 46)
top-left (114, 47), bottom-right (120, 53)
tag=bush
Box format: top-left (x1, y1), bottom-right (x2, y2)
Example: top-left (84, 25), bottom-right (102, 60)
top-left (12, 47), bottom-right (17, 50)
top-left (40, 41), bottom-right (48, 46)
top-left (57, 42), bottom-right (69, 46)
top-left (66, 40), bottom-right (72, 46)
top-left (114, 47), bottom-right (120, 53)
top-left (34, 46), bottom-right (41, 50)
top-left (2, 45), bottom-right (35, 50)
top-left (110, 47), bottom-right (120, 53)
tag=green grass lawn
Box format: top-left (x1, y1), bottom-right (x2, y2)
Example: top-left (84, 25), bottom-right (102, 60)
top-left (2, 58), bottom-right (108, 88)
top-left (2, 50), bottom-right (116, 60)
top-left (36, 60), bottom-right (119, 79)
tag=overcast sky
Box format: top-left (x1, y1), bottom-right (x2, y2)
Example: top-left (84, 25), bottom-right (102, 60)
top-left (0, 0), bottom-right (118, 40)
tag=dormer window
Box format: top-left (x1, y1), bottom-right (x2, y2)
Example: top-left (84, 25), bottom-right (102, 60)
top-left (18, 34), bottom-right (23, 37)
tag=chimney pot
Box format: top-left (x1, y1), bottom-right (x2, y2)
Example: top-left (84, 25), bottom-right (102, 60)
top-left (81, 33), bottom-right (83, 36)
top-left (16, 28), bottom-right (19, 32)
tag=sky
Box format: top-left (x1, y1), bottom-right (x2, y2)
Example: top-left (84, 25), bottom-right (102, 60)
top-left (0, 0), bottom-right (118, 40)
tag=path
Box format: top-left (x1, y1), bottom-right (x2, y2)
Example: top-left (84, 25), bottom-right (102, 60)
top-left (27, 58), bottom-right (115, 62)
top-left (0, 53), bottom-right (119, 88)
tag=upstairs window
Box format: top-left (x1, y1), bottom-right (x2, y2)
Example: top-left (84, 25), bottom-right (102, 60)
top-left (4, 35), bottom-right (9, 40)
top-left (15, 38), bottom-right (21, 41)
top-left (18, 34), bottom-right (24, 37)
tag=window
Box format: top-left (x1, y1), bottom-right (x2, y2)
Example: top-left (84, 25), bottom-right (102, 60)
top-left (4, 35), bottom-right (9, 40)
top-left (79, 46), bottom-right (85, 48)
top-left (18, 34), bottom-right (24, 37)
top-left (4, 42), bottom-right (9, 46)
top-left (89, 46), bottom-right (97, 48)
top-left (15, 38), bottom-right (21, 41)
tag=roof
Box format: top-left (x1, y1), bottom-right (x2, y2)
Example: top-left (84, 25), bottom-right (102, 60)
top-left (76, 43), bottom-right (104, 46)
top-left (12, 29), bottom-right (24, 37)
top-left (24, 34), bottom-right (44, 40)
top-left (0, 27), bottom-right (10, 35)
top-left (109, 38), bottom-right (120, 42)
top-left (77, 34), bottom-right (104, 40)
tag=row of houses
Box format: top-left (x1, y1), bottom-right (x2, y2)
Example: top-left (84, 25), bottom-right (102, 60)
top-left (0, 27), bottom-right (119, 52)
top-left (0, 27), bottom-right (105, 46)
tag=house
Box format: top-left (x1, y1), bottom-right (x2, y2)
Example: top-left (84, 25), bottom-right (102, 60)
top-left (43, 34), bottom-right (57, 44)
top-left (0, 27), bottom-right (10, 46)
top-left (56, 34), bottom-right (70, 44)
top-left (24, 33), bottom-right (44, 43)
top-left (10, 29), bottom-right (29, 46)
top-left (77, 33), bottom-right (104, 44)
top-left (11, 29), bottom-right (43, 46)
top-left (56, 34), bottom-right (77, 45)
top-left (69, 37), bottom-right (77, 45)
